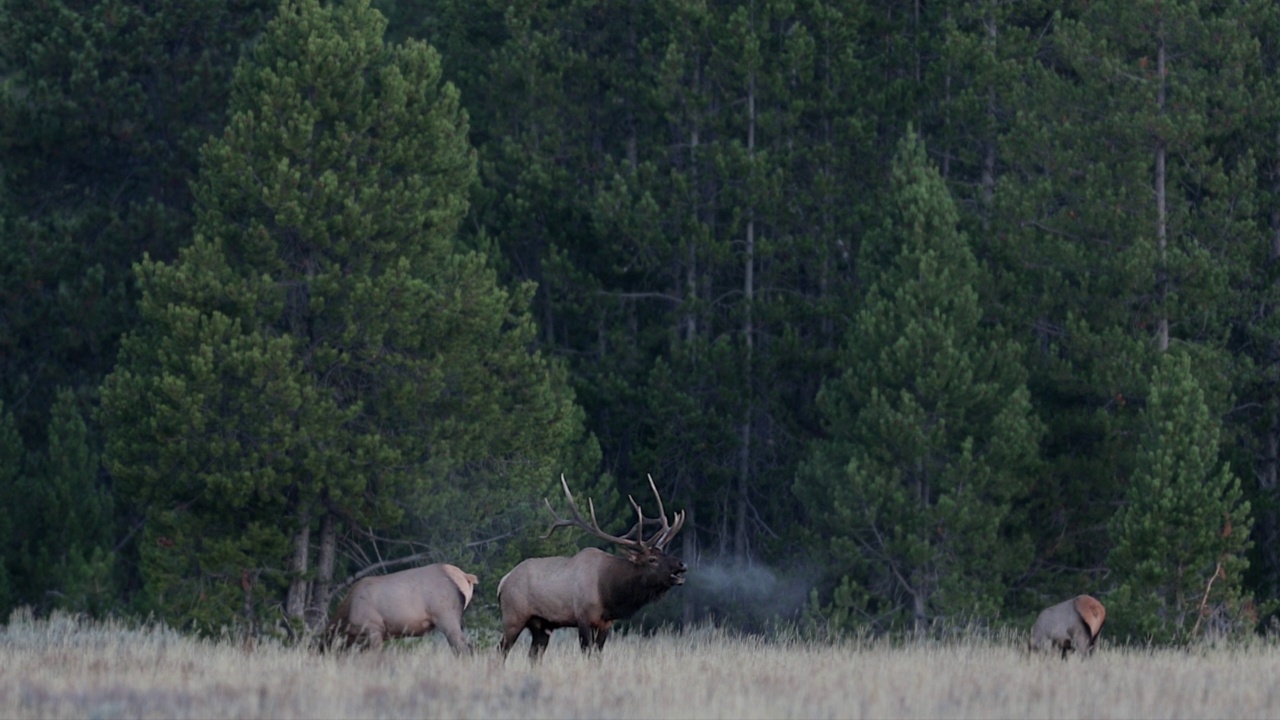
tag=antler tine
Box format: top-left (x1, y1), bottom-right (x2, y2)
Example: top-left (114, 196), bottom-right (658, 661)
top-left (561, 474), bottom-right (586, 520)
top-left (620, 496), bottom-right (665, 545)
top-left (652, 509), bottom-right (687, 550)
top-left (540, 497), bottom-right (580, 540)
top-left (540, 475), bottom-right (588, 539)
top-left (587, 497), bottom-right (604, 531)
top-left (540, 474), bottom-right (640, 548)
top-left (643, 474), bottom-right (685, 550)
top-left (646, 474), bottom-right (667, 525)
top-left (645, 474), bottom-right (675, 541)
top-left (629, 495), bottom-right (646, 545)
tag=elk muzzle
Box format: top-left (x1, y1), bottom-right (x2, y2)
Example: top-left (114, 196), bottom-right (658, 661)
top-left (671, 560), bottom-right (688, 585)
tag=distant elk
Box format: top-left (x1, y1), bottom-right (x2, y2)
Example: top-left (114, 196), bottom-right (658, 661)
top-left (1028, 594), bottom-right (1106, 660)
top-left (323, 563), bottom-right (479, 654)
top-left (498, 475), bottom-right (687, 660)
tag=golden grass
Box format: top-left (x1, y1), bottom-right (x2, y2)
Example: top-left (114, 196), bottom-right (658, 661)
top-left (2, 611), bottom-right (1278, 719)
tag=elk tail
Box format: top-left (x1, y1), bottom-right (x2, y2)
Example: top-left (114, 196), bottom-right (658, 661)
top-left (441, 564), bottom-right (478, 609)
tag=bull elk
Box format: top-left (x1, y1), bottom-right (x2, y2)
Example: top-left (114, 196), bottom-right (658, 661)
top-left (498, 474), bottom-right (687, 660)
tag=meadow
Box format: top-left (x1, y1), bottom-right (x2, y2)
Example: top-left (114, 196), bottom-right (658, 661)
top-left (1, 610), bottom-right (1277, 720)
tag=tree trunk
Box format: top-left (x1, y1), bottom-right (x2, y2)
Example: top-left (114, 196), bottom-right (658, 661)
top-left (1155, 26), bottom-right (1170, 352)
top-left (685, 73), bottom-right (701, 344)
top-left (306, 511), bottom-right (337, 630)
top-left (735, 70), bottom-right (756, 565)
top-left (913, 588), bottom-right (927, 634)
top-left (241, 569), bottom-right (256, 645)
top-left (980, 8), bottom-right (997, 231)
top-left (1261, 123), bottom-right (1280, 597)
top-left (285, 507), bottom-right (311, 625)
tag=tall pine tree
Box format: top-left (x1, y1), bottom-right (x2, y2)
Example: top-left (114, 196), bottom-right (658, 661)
top-left (12, 389), bottom-right (116, 615)
top-left (796, 132), bottom-right (1042, 632)
top-left (994, 0), bottom-right (1258, 593)
top-left (0, 0), bottom-right (275, 447)
top-left (100, 0), bottom-right (590, 634)
top-left (1108, 352), bottom-right (1253, 643)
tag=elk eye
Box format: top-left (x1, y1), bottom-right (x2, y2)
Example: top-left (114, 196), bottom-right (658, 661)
top-left (647, 556), bottom-right (658, 565)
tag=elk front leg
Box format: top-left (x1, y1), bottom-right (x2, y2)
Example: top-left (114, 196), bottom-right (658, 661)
top-left (577, 620), bottom-right (594, 652)
top-left (366, 628), bottom-right (384, 653)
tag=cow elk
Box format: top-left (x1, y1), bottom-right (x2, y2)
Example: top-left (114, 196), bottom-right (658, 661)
top-left (323, 563), bottom-right (478, 654)
top-left (1028, 594), bottom-right (1106, 660)
top-left (498, 475), bottom-right (687, 660)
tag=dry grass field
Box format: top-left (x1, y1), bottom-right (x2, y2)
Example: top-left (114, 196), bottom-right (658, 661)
top-left (2, 610), bottom-right (1278, 720)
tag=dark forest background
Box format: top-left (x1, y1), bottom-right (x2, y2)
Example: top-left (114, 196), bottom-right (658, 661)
top-left (1, 0), bottom-right (1276, 645)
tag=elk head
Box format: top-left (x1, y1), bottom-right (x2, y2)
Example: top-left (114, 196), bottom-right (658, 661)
top-left (543, 474), bottom-right (688, 590)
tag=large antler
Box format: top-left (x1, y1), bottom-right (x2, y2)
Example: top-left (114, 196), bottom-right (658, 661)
top-left (543, 474), bottom-right (685, 551)
top-left (616, 475), bottom-right (686, 550)
top-left (542, 475), bottom-right (642, 548)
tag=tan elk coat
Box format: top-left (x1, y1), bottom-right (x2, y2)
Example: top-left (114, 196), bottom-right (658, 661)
top-left (1029, 594), bottom-right (1106, 659)
top-left (326, 563), bottom-right (478, 653)
top-left (498, 475), bottom-right (686, 659)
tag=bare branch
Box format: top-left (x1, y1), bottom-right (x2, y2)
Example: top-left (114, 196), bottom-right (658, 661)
top-left (1190, 561), bottom-right (1226, 639)
top-left (334, 552), bottom-right (437, 592)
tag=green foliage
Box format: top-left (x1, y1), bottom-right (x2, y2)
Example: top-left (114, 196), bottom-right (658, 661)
top-left (1, 390), bottom-right (115, 616)
top-left (796, 132), bottom-right (1043, 632)
top-left (32, 389), bottom-right (116, 614)
top-left (100, 0), bottom-right (589, 633)
top-left (0, 0), bottom-right (274, 619)
top-left (1107, 352), bottom-right (1254, 644)
top-left (992, 0), bottom-right (1260, 596)
top-left (1, 0), bottom-right (1279, 639)
top-left (0, 0), bottom-right (275, 448)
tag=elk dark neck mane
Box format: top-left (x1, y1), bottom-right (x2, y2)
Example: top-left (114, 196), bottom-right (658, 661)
top-left (597, 554), bottom-right (673, 621)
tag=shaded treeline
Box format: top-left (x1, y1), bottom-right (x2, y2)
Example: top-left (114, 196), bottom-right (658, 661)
top-left (0, 0), bottom-right (1273, 643)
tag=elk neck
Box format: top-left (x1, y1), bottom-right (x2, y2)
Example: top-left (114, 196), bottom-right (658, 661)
top-left (596, 552), bottom-right (679, 621)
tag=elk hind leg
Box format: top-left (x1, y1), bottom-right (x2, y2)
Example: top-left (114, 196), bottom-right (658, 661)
top-left (528, 626), bottom-right (551, 660)
top-left (438, 618), bottom-right (470, 656)
top-left (499, 617), bottom-right (526, 660)
top-left (1069, 624), bottom-right (1094, 658)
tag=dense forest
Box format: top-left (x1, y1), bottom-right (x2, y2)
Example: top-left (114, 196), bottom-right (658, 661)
top-left (0, 0), bottom-right (1275, 644)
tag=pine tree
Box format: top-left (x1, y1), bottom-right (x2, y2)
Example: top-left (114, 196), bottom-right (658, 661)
top-left (12, 389), bottom-right (117, 615)
top-left (795, 132), bottom-right (1042, 632)
top-left (1107, 352), bottom-right (1253, 643)
top-left (0, 0), bottom-right (275, 448)
top-left (990, 0), bottom-right (1260, 600)
top-left (2, 389), bottom-right (115, 616)
top-left (1228, 0), bottom-right (1280, 614)
top-left (100, 0), bottom-right (589, 634)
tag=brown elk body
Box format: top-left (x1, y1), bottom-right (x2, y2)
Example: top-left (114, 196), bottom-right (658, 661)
top-left (498, 475), bottom-right (687, 660)
top-left (1028, 594), bottom-right (1106, 659)
top-left (324, 563), bottom-right (478, 654)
